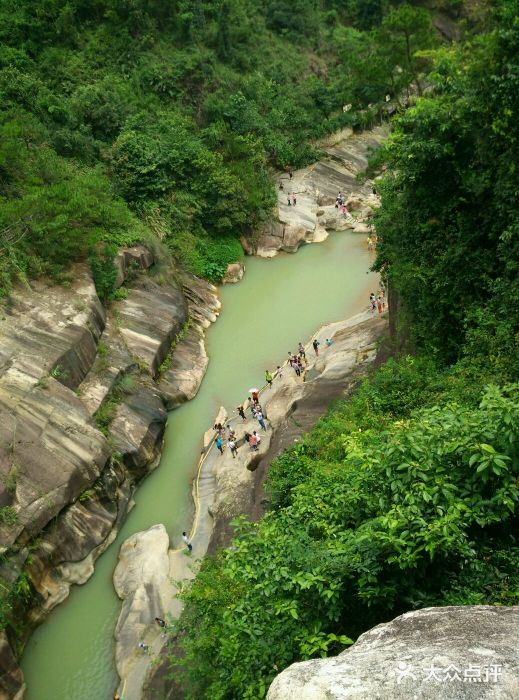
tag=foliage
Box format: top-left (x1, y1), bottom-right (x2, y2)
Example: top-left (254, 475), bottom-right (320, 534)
top-left (374, 1), bottom-right (519, 370)
top-left (176, 381), bottom-right (519, 698)
top-left (0, 0), bottom-right (441, 294)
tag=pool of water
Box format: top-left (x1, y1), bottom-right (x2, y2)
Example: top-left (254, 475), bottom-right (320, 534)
top-left (21, 232), bottom-right (378, 699)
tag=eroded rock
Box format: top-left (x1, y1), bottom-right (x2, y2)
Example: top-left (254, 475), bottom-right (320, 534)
top-left (267, 606), bottom-right (519, 700)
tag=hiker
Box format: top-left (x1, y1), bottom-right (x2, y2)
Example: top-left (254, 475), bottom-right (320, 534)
top-left (341, 204), bottom-right (348, 217)
top-left (228, 439), bottom-right (238, 458)
top-left (215, 436), bottom-right (224, 454)
top-left (138, 642), bottom-right (149, 652)
top-left (276, 365), bottom-right (283, 379)
top-left (287, 194), bottom-right (292, 206)
top-left (251, 390), bottom-right (259, 404)
top-left (279, 181), bottom-right (284, 190)
top-left (249, 433), bottom-right (258, 451)
top-left (377, 295), bottom-right (383, 314)
top-left (289, 169), bottom-right (293, 180)
top-left (227, 426), bottom-right (236, 440)
top-left (182, 531), bottom-right (193, 553)
top-left (325, 338), bottom-right (333, 347)
top-left (312, 339), bottom-right (320, 356)
top-left (253, 430), bottom-right (261, 446)
top-left (291, 358), bottom-right (301, 376)
top-left (265, 369), bottom-right (273, 387)
top-left (292, 193), bottom-right (296, 206)
top-left (244, 431), bottom-right (252, 447)
top-left (298, 342), bottom-right (306, 359)
top-left (370, 293), bottom-right (376, 313)
top-left (296, 358), bottom-right (304, 374)
top-left (237, 405), bottom-right (246, 421)
top-left (256, 411), bottom-right (267, 431)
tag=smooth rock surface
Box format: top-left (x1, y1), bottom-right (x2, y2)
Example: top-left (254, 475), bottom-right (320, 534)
top-left (222, 262), bottom-right (245, 284)
top-left (113, 525), bottom-right (172, 681)
top-left (267, 606), bottom-right (519, 699)
top-left (159, 276), bottom-right (220, 409)
top-left (250, 128), bottom-right (386, 257)
top-left (115, 276), bottom-right (187, 377)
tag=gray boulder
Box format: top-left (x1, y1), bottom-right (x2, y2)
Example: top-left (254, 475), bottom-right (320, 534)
top-left (267, 606), bottom-right (519, 699)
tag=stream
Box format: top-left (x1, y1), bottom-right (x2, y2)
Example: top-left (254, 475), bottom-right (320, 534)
top-left (21, 230), bottom-right (378, 699)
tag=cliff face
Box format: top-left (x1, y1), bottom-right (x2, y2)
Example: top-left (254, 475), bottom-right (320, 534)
top-left (267, 606), bottom-right (519, 700)
top-left (0, 248), bottom-right (219, 697)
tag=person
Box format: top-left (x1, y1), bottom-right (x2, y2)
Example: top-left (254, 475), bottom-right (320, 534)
top-left (253, 430), bottom-right (261, 446)
top-left (138, 642), bottom-right (149, 652)
top-left (341, 204), bottom-right (348, 217)
top-left (228, 438), bottom-right (238, 458)
top-left (279, 181), bottom-right (284, 190)
top-left (249, 433), bottom-right (258, 451)
top-left (289, 169), bottom-right (293, 180)
top-left (296, 358), bottom-right (304, 374)
top-left (312, 338), bottom-right (320, 355)
top-left (252, 390), bottom-right (259, 404)
top-left (276, 365), bottom-right (283, 379)
top-left (215, 436), bottom-right (224, 454)
top-left (377, 295), bottom-right (383, 314)
top-left (265, 369), bottom-right (273, 387)
top-left (244, 431), bottom-right (252, 447)
top-left (325, 338), bottom-right (333, 347)
top-left (292, 193), bottom-right (296, 206)
top-left (256, 411), bottom-right (267, 431)
top-left (155, 617), bottom-right (167, 628)
top-left (287, 194), bottom-right (292, 206)
top-left (182, 531), bottom-right (193, 553)
top-left (370, 293), bottom-right (376, 313)
top-left (291, 358), bottom-right (300, 376)
top-left (227, 426), bottom-right (236, 440)
top-left (237, 405), bottom-right (246, 421)
top-left (298, 342), bottom-right (305, 359)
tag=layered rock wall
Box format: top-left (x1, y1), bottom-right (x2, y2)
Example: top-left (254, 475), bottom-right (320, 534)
top-left (0, 249), bottom-right (219, 697)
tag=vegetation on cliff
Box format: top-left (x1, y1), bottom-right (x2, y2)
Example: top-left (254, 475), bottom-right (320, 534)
top-left (0, 0), bottom-right (439, 296)
top-left (173, 3), bottom-right (519, 698)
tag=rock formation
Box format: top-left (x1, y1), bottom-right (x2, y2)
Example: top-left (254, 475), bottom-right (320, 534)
top-left (267, 606), bottom-right (519, 699)
top-left (246, 128), bottom-right (386, 257)
top-left (131, 311), bottom-right (388, 700)
top-left (0, 247), bottom-right (219, 697)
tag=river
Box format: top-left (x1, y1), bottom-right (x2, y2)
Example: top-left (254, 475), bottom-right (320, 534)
top-left (21, 230), bottom-right (378, 699)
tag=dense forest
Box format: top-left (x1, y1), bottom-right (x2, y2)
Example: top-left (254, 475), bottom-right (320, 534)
top-left (172, 1), bottom-right (519, 698)
top-left (0, 0), bottom-right (443, 296)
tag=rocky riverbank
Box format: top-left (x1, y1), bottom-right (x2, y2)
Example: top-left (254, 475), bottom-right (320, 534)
top-left (0, 248), bottom-right (219, 698)
top-left (243, 127), bottom-right (386, 257)
top-left (114, 310), bottom-right (388, 700)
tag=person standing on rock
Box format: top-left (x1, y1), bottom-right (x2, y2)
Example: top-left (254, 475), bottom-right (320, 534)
top-left (298, 342), bottom-right (306, 360)
top-left (228, 438), bottom-right (238, 458)
top-left (249, 433), bottom-right (258, 451)
top-left (377, 295), bottom-right (383, 314)
top-left (291, 357), bottom-right (301, 376)
top-left (215, 436), bottom-right (224, 454)
top-left (252, 390), bottom-right (260, 405)
top-left (326, 338), bottom-right (333, 347)
top-left (265, 369), bottom-right (273, 387)
top-left (287, 194), bottom-right (292, 206)
top-left (256, 410), bottom-right (267, 431)
top-left (370, 293), bottom-right (376, 313)
top-left (276, 365), bottom-right (283, 379)
top-left (237, 405), bottom-right (246, 421)
top-left (292, 193), bottom-right (296, 206)
top-left (182, 531), bottom-right (193, 553)
top-left (312, 338), bottom-right (320, 356)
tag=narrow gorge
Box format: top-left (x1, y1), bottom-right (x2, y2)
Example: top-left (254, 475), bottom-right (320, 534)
top-left (0, 129), bottom-right (385, 699)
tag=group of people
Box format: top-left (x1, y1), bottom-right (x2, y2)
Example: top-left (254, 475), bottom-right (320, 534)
top-left (370, 290), bottom-right (386, 314)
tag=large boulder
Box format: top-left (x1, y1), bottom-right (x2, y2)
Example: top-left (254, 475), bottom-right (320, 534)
top-left (267, 606), bottom-right (519, 699)
top-left (113, 525), bottom-right (172, 681)
top-left (222, 262), bottom-right (245, 284)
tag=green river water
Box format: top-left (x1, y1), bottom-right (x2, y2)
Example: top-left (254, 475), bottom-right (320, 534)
top-left (21, 231), bottom-right (378, 699)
